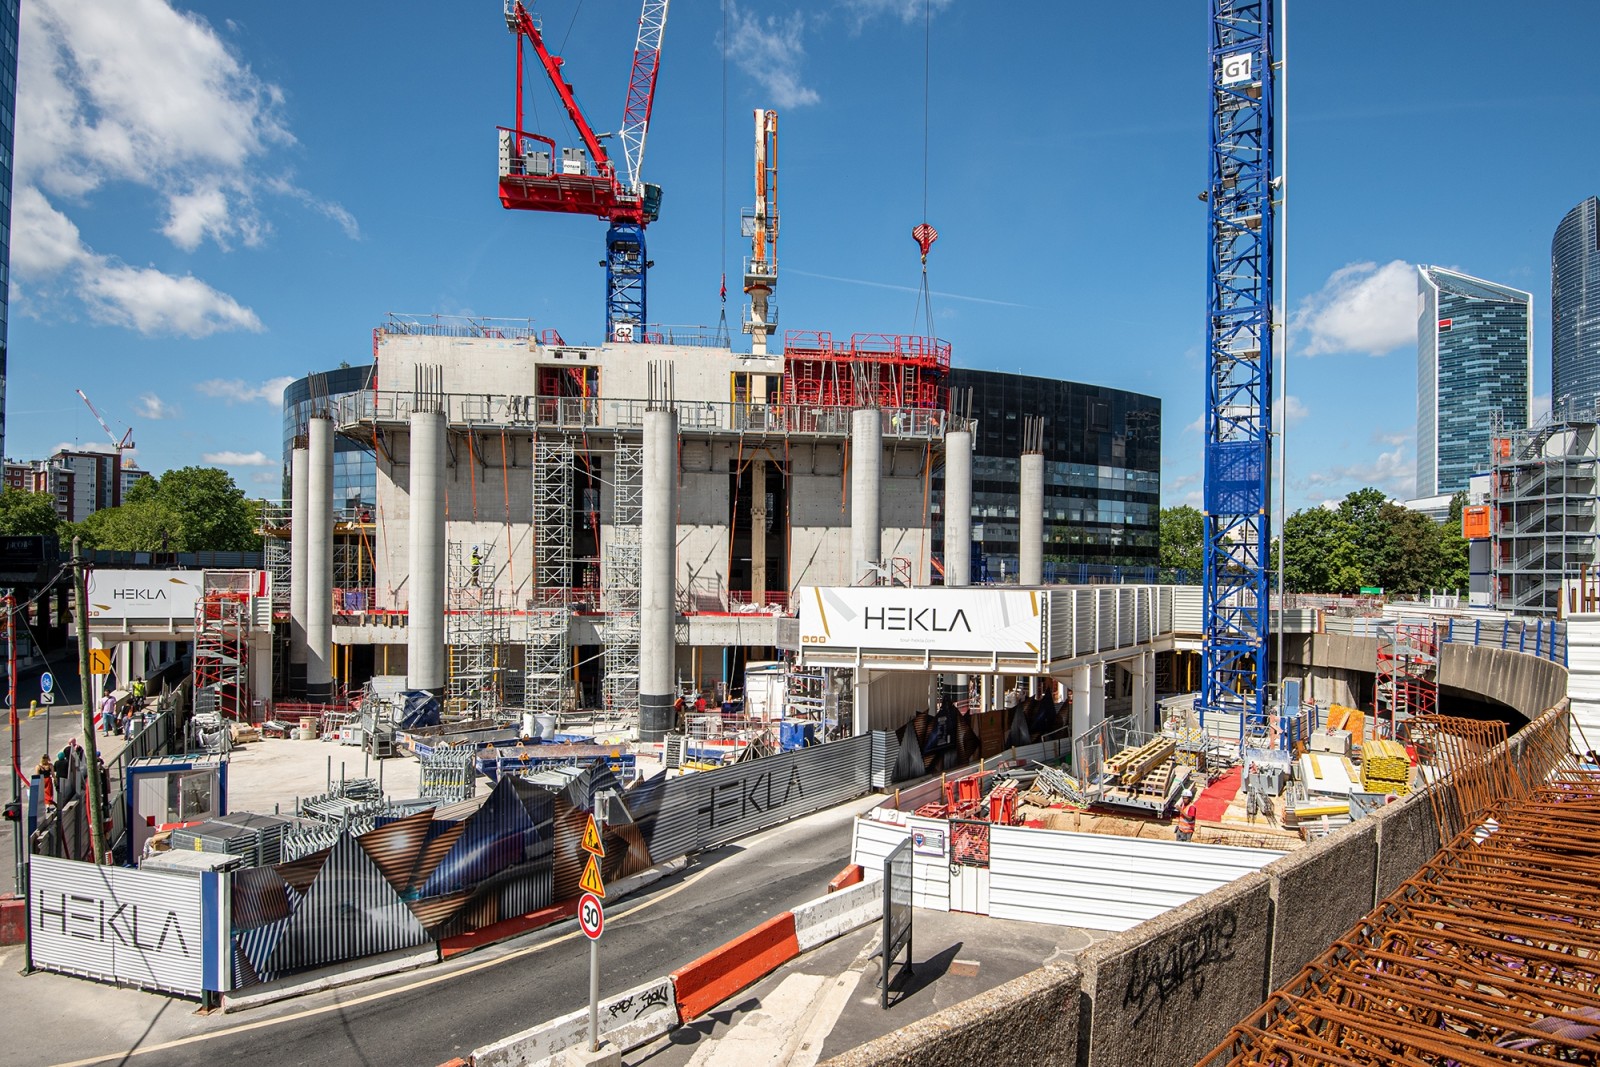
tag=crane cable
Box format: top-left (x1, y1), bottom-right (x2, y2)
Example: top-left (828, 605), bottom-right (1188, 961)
top-left (717, 0), bottom-right (729, 342)
top-left (911, 0), bottom-right (936, 337)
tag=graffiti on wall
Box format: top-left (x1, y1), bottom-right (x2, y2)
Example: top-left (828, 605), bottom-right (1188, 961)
top-left (1122, 909), bottom-right (1238, 1024)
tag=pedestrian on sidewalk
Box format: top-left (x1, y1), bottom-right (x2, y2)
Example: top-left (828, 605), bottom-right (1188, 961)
top-left (99, 690), bottom-right (118, 735)
top-left (34, 754), bottom-right (54, 809)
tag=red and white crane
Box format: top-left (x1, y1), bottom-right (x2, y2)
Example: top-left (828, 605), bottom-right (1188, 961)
top-left (76, 388), bottom-right (134, 456)
top-left (497, 0), bottom-right (669, 341)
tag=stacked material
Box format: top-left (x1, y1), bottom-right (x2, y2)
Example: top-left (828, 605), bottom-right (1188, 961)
top-left (1030, 762), bottom-right (1087, 807)
top-left (1360, 738), bottom-right (1413, 795)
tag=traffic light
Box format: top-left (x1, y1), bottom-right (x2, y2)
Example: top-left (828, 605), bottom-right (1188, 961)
top-left (2, 799), bottom-right (19, 822)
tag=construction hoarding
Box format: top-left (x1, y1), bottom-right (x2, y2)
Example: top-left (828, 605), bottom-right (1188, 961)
top-left (797, 586), bottom-right (1042, 655)
top-left (85, 569), bottom-right (205, 621)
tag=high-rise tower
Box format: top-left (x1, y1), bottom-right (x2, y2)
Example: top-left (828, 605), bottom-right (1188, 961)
top-left (1552, 196), bottom-right (1600, 418)
top-left (1416, 266), bottom-right (1531, 497)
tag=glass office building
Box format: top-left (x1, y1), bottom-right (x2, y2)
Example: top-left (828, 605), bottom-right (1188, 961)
top-left (0, 1), bottom-right (19, 461)
top-left (933, 369), bottom-right (1161, 579)
top-left (1553, 196), bottom-right (1600, 418)
top-left (1416, 266), bottom-right (1531, 497)
top-left (281, 365), bottom-right (376, 514)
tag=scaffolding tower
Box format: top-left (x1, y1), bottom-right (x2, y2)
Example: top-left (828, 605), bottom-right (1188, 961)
top-left (447, 541), bottom-right (509, 718)
top-left (193, 571), bottom-right (254, 720)
top-left (1490, 420), bottom-right (1600, 617)
top-left (1374, 620), bottom-right (1439, 739)
top-left (527, 437), bottom-right (574, 719)
top-left (260, 501), bottom-right (291, 611)
top-left (603, 441), bottom-right (642, 718)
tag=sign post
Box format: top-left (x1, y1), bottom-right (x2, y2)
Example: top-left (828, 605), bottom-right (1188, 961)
top-left (580, 811), bottom-right (607, 1053)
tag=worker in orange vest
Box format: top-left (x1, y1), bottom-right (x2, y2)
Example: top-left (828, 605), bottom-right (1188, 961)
top-left (1175, 789), bottom-right (1198, 842)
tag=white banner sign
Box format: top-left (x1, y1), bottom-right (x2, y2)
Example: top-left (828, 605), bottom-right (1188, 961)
top-left (798, 587), bottom-right (1042, 655)
top-left (30, 855), bottom-right (221, 996)
top-left (85, 569), bottom-right (204, 621)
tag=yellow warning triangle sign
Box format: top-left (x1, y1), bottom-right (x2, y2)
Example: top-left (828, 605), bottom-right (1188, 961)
top-left (579, 853), bottom-right (607, 898)
top-left (581, 816), bottom-right (606, 858)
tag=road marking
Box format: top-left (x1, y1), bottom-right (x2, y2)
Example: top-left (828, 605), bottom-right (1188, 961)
top-left (47, 860), bottom-right (722, 1067)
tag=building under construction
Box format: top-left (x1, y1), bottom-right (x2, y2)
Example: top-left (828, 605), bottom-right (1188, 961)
top-left (1489, 418), bottom-right (1600, 615)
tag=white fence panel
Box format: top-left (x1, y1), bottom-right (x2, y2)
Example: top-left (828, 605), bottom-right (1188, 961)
top-left (851, 817), bottom-right (910, 881)
top-left (1567, 615), bottom-right (1600, 749)
top-left (905, 816), bottom-right (951, 912)
top-left (29, 855), bottom-right (224, 997)
top-left (987, 825), bottom-right (1284, 932)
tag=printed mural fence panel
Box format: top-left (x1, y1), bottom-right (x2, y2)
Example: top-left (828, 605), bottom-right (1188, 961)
top-left (986, 824), bottom-right (1284, 932)
top-left (30, 854), bottom-right (230, 998)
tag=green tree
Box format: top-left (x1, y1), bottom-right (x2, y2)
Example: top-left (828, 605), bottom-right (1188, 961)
top-left (1282, 505), bottom-right (1354, 592)
top-left (1159, 505), bottom-right (1204, 576)
top-left (140, 466), bottom-right (261, 552)
top-left (0, 489), bottom-right (63, 537)
top-left (76, 499), bottom-right (185, 552)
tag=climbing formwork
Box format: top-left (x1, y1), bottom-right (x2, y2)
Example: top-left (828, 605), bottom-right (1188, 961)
top-left (781, 331), bottom-right (950, 411)
top-left (602, 441), bottom-right (642, 718)
top-left (446, 541), bottom-right (508, 718)
top-left (527, 437), bottom-right (574, 719)
top-left (193, 571), bottom-right (255, 720)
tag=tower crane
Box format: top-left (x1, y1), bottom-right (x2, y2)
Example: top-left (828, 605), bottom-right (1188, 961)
top-left (743, 110), bottom-right (778, 356)
top-left (1199, 0), bottom-right (1276, 733)
top-left (497, 0), bottom-right (669, 343)
top-left (75, 388), bottom-right (134, 455)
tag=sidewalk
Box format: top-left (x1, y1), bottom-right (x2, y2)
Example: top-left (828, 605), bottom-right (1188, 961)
top-left (627, 908), bottom-right (1108, 1066)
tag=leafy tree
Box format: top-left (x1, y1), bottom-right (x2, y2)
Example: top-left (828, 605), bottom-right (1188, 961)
top-left (1282, 505), bottom-right (1355, 593)
top-left (1280, 487), bottom-right (1471, 596)
top-left (1159, 505), bottom-right (1204, 576)
top-left (76, 499), bottom-right (185, 552)
top-left (139, 466), bottom-right (261, 552)
top-left (0, 489), bottom-right (63, 538)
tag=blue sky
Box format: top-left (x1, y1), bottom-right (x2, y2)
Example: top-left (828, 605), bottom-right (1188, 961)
top-left (8, 0), bottom-right (1600, 514)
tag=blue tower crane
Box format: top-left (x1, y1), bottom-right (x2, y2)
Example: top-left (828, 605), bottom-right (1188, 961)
top-left (1200, 0), bottom-right (1276, 732)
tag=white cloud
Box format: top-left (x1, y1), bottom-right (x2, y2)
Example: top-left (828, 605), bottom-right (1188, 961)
top-left (11, 0), bottom-right (357, 335)
top-left (1302, 445), bottom-right (1414, 500)
top-left (727, 4), bottom-right (820, 107)
top-left (134, 393), bottom-right (178, 420)
top-left (195, 377), bottom-right (294, 404)
top-left (838, 0), bottom-right (954, 31)
top-left (1532, 392), bottom-right (1552, 421)
top-left (1275, 394), bottom-right (1309, 427)
top-left (1185, 416), bottom-right (1202, 435)
top-left (202, 449), bottom-right (273, 467)
top-left (1292, 260), bottom-right (1416, 357)
top-left (249, 469), bottom-right (281, 486)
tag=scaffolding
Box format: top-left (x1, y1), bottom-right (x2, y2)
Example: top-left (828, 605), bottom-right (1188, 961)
top-left (780, 331), bottom-right (950, 411)
top-left (446, 541), bottom-right (508, 719)
top-left (1490, 420), bottom-right (1600, 616)
top-left (527, 437), bottom-right (574, 718)
top-left (1374, 619), bottom-right (1439, 739)
top-left (259, 500), bottom-right (291, 611)
top-left (193, 571), bottom-right (255, 721)
top-left (602, 441), bottom-right (642, 719)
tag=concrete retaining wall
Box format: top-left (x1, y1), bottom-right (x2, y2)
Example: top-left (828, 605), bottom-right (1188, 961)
top-left (1262, 818), bottom-right (1377, 989)
top-left (793, 879), bottom-right (881, 952)
top-left (1370, 790), bottom-right (1441, 900)
top-left (1077, 872), bottom-right (1272, 1067)
top-left (823, 963), bottom-right (1082, 1067)
top-left (473, 976), bottom-right (678, 1067)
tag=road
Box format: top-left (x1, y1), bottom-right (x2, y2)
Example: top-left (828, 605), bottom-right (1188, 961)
top-left (9, 791), bottom-right (877, 1067)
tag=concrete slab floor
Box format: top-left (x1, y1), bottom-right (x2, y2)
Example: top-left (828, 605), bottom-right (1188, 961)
top-left (626, 909), bottom-right (1108, 1067)
top-left (222, 735), bottom-right (443, 815)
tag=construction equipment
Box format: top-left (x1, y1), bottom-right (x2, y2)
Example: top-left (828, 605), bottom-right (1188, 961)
top-left (743, 109), bottom-right (779, 356)
top-left (497, 0), bottom-right (669, 341)
top-left (1198, 0), bottom-right (1276, 733)
top-left (75, 388), bottom-right (135, 455)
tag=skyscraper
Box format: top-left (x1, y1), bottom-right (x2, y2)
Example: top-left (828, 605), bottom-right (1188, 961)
top-left (1553, 196), bottom-right (1600, 418)
top-left (0, 0), bottom-right (18, 461)
top-left (1416, 266), bottom-right (1531, 497)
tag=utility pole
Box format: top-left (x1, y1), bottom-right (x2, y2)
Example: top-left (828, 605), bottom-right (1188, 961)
top-left (8, 593), bottom-right (21, 891)
top-left (72, 538), bottom-right (106, 865)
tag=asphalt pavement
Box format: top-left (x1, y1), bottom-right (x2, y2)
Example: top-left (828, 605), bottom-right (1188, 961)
top-left (4, 791), bottom-right (882, 1067)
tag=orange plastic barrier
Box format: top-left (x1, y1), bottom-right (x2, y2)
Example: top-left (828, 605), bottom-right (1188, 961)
top-left (671, 912), bottom-right (801, 1020)
top-left (827, 864), bottom-right (864, 893)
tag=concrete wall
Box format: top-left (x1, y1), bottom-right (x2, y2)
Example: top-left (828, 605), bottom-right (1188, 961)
top-left (1261, 818), bottom-right (1377, 989)
top-left (1077, 871), bottom-right (1272, 1067)
top-left (1370, 789), bottom-right (1443, 900)
top-left (824, 963), bottom-right (1081, 1067)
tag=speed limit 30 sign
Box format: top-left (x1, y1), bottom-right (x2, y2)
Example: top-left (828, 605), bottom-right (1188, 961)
top-left (578, 892), bottom-right (604, 940)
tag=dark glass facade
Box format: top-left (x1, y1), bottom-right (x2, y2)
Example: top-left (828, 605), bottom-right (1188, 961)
top-left (1553, 196), bottom-right (1600, 418)
top-left (933, 369), bottom-right (1161, 577)
top-left (0, 0), bottom-right (18, 460)
top-left (282, 365), bottom-right (376, 513)
top-left (1416, 266), bottom-right (1530, 496)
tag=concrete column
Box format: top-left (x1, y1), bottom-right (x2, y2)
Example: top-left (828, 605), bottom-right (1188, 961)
top-left (407, 411), bottom-right (447, 695)
top-left (639, 409), bottom-right (678, 742)
top-left (1130, 652), bottom-right (1154, 733)
top-left (289, 444), bottom-right (309, 689)
top-left (850, 410), bottom-right (882, 585)
top-left (853, 669), bottom-right (872, 736)
top-left (1019, 451), bottom-right (1044, 586)
top-left (115, 643), bottom-right (132, 693)
top-left (944, 429), bottom-right (972, 587)
top-left (305, 417), bottom-right (335, 701)
top-left (1072, 662), bottom-right (1106, 740)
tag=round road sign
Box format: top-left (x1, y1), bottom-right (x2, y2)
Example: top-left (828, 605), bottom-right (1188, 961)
top-left (578, 892), bottom-right (604, 940)
top-left (39, 672), bottom-right (53, 694)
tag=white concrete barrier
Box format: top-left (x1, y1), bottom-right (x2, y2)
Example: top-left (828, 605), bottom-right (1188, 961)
top-left (792, 880), bottom-right (883, 953)
top-left (472, 975), bottom-right (677, 1067)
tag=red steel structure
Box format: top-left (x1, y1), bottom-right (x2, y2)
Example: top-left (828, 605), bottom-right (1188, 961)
top-left (781, 331), bottom-right (951, 411)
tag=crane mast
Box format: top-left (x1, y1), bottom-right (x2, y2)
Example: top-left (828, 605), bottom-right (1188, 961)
top-left (743, 109), bottom-right (779, 356)
top-left (497, 0), bottom-right (668, 342)
top-left (76, 388), bottom-right (134, 454)
top-left (1200, 0), bottom-right (1275, 732)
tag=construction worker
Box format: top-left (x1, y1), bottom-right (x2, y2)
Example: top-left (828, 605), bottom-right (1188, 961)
top-left (470, 546), bottom-right (482, 587)
top-left (1175, 789), bottom-right (1198, 842)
